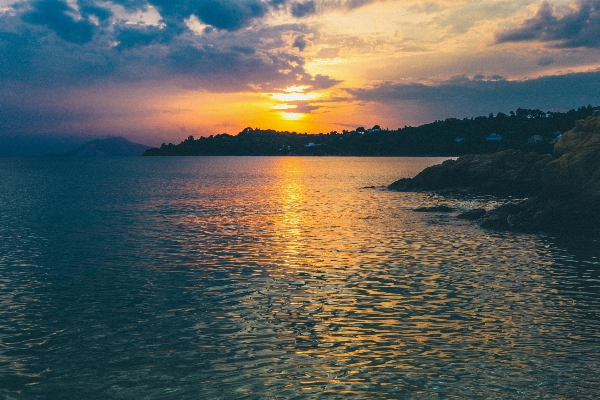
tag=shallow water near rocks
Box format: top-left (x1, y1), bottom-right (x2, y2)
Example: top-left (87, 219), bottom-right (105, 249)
top-left (0, 156), bottom-right (599, 399)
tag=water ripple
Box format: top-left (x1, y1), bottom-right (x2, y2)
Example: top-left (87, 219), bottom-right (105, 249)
top-left (0, 157), bottom-right (599, 398)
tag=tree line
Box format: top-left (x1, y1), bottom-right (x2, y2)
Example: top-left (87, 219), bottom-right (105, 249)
top-left (143, 105), bottom-right (597, 156)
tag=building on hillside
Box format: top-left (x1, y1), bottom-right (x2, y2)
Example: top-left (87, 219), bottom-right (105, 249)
top-left (486, 133), bottom-right (503, 141)
top-left (528, 135), bottom-right (544, 144)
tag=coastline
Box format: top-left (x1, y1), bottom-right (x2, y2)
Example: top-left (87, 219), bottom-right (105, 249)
top-left (388, 116), bottom-right (600, 236)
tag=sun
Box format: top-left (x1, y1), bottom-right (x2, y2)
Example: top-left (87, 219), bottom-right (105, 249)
top-left (271, 86), bottom-right (320, 122)
top-left (281, 112), bottom-right (304, 121)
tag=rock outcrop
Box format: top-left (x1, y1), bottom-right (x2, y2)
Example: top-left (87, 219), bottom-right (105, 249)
top-left (388, 150), bottom-right (553, 196)
top-left (546, 116), bottom-right (600, 202)
top-left (389, 116), bottom-right (600, 235)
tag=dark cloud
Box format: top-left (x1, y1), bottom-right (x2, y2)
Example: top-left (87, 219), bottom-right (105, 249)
top-left (273, 100), bottom-right (322, 113)
top-left (115, 25), bottom-right (177, 50)
top-left (231, 45), bottom-right (256, 55)
top-left (269, 0), bottom-right (288, 8)
top-left (109, 0), bottom-right (150, 10)
top-left (165, 43), bottom-right (297, 91)
top-left (292, 101), bottom-right (322, 113)
top-left (308, 74), bottom-right (342, 90)
top-left (342, 0), bottom-right (379, 9)
top-left (538, 55), bottom-right (555, 66)
top-left (495, 0), bottom-right (600, 48)
top-left (0, 27), bottom-right (114, 85)
top-left (16, 0), bottom-right (379, 49)
top-left (111, 0), bottom-right (310, 32)
top-left (109, 0), bottom-right (374, 31)
top-left (291, 1), bottom-right (316, 18)
top-left (21, 0), bottom-right (97, 44)
top-left (80, 4), bottom-right (113, 22)
top-left (347, 72), bottom-right (600, 120)
top-left (187, 1), bottom-right (268, 31)
top-left (293, 34), bottom-right (308, 50)
top-left (146, 0), bottom-right (271, 31)
top-left (0, 5), bottom-right (336, 92)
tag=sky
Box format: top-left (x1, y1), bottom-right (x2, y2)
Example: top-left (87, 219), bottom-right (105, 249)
top-left (1, 0), bottom-right (600, 145)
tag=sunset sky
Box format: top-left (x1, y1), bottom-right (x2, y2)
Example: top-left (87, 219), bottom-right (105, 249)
top-left (1, 0), bottom-right (600, 145)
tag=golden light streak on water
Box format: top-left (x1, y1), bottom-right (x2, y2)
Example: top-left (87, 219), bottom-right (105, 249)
top-left (275, 157), bottom-right (305, 262)
top-left (0, 157), bottom-right (599, 398)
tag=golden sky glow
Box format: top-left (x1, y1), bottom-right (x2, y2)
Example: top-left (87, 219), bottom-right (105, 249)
top-left (1, 0), bottom-right (600, 145)
top-left (156, 0), bottom-right (600, 142)
top-left (272, 90), bottom-right (320, 103)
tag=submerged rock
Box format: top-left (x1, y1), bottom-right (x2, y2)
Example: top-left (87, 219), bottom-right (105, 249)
top-left (391, 116), bottom-right (600, 235)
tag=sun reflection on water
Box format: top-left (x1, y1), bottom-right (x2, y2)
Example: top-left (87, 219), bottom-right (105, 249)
top-left (274, 158), bottom-right (306, 266)
top-left (2, 157), bottom-right (600, 398)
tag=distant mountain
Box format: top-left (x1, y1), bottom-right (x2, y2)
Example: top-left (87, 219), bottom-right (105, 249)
top-left (72, 136), bottom-right (151, 156)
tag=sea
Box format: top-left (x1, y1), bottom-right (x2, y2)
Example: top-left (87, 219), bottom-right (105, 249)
top-left (0, 156), bottom-right (599, 399)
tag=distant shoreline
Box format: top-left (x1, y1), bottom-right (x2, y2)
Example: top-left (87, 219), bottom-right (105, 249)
top-left (143, 106), bottom-right (597, 157)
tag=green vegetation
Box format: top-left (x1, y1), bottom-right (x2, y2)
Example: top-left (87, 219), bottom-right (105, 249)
top-left (143, 105), bottom-right (597, 156)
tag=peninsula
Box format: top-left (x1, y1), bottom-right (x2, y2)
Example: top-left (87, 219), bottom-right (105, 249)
top-left (389, 115), bottom-right (600, 235)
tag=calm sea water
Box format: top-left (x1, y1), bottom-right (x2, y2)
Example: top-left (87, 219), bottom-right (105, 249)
top-left (0, 156), bottom-right (599, 399)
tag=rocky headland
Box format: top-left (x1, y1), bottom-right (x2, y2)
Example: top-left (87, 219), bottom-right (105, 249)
top-left (389, 116), bottom-right (600, 235)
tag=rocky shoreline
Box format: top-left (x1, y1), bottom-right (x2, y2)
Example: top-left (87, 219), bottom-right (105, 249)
top-left (389, 116), bottom-right (600, 235)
